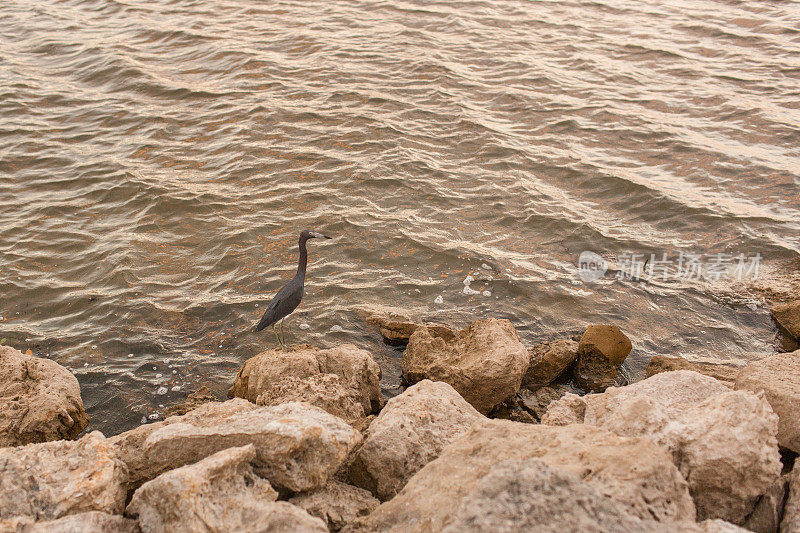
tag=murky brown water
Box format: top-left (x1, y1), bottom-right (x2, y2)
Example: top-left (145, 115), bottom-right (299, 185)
top-left (1, 0), bottom-right (799, 436)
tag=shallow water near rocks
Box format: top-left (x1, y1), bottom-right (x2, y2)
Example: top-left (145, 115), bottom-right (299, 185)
top-left (1, 0), bottom-right (798, 436)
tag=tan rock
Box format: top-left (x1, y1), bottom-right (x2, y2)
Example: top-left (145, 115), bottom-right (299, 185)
top-left (1, 512), bottom-right (139, 533)
top-left (574, 325), bottom-right (632, 392)
top-left (743, 475), bottom-right (788, 533)
top-left (363, 308), bottom-right (455, 345)
top-left (402, 318), bottom-right (529, 414)
top-left (289, 480), bottom-right (379, 532)
top-left (784, 466), bottom-right (800, 533)
top-left (346, 380), bottom-right (484, 500)
top-left (142, 401), bottom-right (361, 492)
top-left (0, 346), bottom-right (90, 446)
top-left (522, 339), bottom-right (578, 391)
top-left (735, 350), bottom-right (800, 452)
top-left (646, 355), bottom-right (742, 385)
top-left (772, 301), bottom-right (800, 341)
top-left (519, 385), bottom-right (570, 421)
top-left (164, 385), bottom-right (217, 417)
top-left (126, 445), bottom-right (293, 532)
top-left (0, 431), bottom-right (128, 521)
top-left (110, 398), bottom-right (258, 491)
top-left (228, 345), bottom-right (382, 418)
top-left (544, 371), bottom-right (782, 524)
top-left (349, 420), bottom-right (694, 532)
top-left (255, 374), bottom-right (365, 423)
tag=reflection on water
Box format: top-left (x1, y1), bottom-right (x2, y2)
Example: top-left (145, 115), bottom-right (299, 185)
top-left (0, 0), bottom-right (798, 436)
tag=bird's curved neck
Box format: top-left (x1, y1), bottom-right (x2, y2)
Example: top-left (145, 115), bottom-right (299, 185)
top-left (295, 237), bottom-right (308, 280)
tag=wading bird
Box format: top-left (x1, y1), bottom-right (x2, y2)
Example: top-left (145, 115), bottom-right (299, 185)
top-left (255, 230), bottom-right (331, 347)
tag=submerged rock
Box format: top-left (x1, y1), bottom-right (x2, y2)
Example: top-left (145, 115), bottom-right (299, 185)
top-left (346, 380), bottom-right (484, 500)
top-left (289, 480), bottom-right (379, 532)
top-left (228, 344), bottom-right (382, 421)
top-left (646, 355), bottom-right (741, 386)
top-left (573, 325), bottom-right (632, 393)
top-left (402, 318), bottom-right (528, 414)
top-left (735, 350), bottom-right (800, 453)
top-left (522, 339), bottom-right (578, 391)
top-left (362, 307), bottom-right (455, 345)
top-left (164, 385), bottom-right (217, 417)
top-left (0, 431), bottom-right (128, 522)
top-left (772, 301), bottom-right (800, 343)
top-left (0, 345), bottom-right (90, 446)
top-left (0, 512), bottom-right (139, 533)
top-left (125, 445), bottom-right (311, 533)
top-left (348, 420), bottom-right (694, 532)
top-left (543, 371), bottom-right (782, 524)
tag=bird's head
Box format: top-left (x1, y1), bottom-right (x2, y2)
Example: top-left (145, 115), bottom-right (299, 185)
top-left (300, 229), bottom-right (332, 241)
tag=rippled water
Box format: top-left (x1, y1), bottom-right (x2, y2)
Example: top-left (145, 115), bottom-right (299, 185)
top-left (1, 0), bottom-right (799, 436)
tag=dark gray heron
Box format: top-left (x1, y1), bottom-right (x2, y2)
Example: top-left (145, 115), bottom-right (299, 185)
top-left (255, 230), bottom-right (331, 346)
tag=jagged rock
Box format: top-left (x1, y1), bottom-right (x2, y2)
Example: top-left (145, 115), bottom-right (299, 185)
top-left (543, 371), bottom-right (782, 524)
top-left (772, 301), bottom-right (800, 342)
top-left (519, 385), bottom-right (570, 421)
top-left (255, 374), bottom-right (365, 423)
top-left (573, 325), bottom-right (632, 392)
top-left (164, 386), bottom-right (217, 417)
top-left (228, 345), bottom-right (382, 419)
top-left (347, 420), bottom-right (694, 531)
top-left (126, 445), bottom-right (318, 533)
top-left (402, 319), bottom-right (529, 414)
top-left (783, 466), bottom-right (800, 533)
top-left (0, 345), bottom-right (90, 446)
top-left (0, 512), bottom-right (139, 533)
top-left (698, 520), bottom-right (750, 532)
top-left (142, 401), bottom-right (361, 493)
top-left (0, 431), bottom-right (128, 521)
top-left (111, 398), bottom-right (258, 491)
top-left (362, 308), bottom-right (455, 345)
top-left (523, 339), bottom-right (578, 391)
top-left (735, 350), bottom-right (800, 453)
top-left (289, 480), bottom-right (379, 532)
top-left (346, 380), bottom-right (484, 500)
top-left (646, 355), bottom-right (741, 386)
top-left (743, 475), bottom-right (788, 533)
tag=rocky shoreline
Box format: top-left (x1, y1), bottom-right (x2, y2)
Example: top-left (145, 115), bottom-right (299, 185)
top-left (1, 303), bottom-right (799, 532)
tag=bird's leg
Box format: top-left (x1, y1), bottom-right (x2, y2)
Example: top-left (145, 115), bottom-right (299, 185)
top-left (272, 324), bottom-right (282, 348)
top-left (280, 319), bottom-right (286, 347)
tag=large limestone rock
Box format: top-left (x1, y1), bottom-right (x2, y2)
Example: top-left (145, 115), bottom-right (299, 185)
top-left (772, 301), bottom-right (800, 342)
top-left (348, 420), bottom-right (694, 532)
top-left (346, 380), bottom-right (484, 500)
top-left (126, 444), bottom-right (324, 533)
top-left (142, 401), bottom-right (361, 493)
top-left (573, 325), bottom-right (632, 392)
top-left (111, 399), bottom-right (361, 493)
top-left (646, 355), bottom-right (742, 386)
top-left (522, 339), bottom-right (578, 391)
top-left (289, 480), bottom-right (379, 532)
top-left (735, 350), bottom-right (800, 452)
top-left (784, 466), bottom-right (800, 533)
top-left (401, 318), bottom-right (529, 414)
top-left (228, 345), bottom-right (382, 421)
top-left (0, 346), bottom-right (90, 446)
top-left (543, 371), bottom-right (782, 524)
top-left (0, 431), bottom-right (128, 521)
top-left (440, 458), bottom-right (668, 533)
top-left (1, 512), bottom-right (139, 533)
top-left (111, 398), bottom-right (257, 491)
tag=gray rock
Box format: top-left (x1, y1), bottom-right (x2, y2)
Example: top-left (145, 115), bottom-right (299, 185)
top-left (782, 466), bottom-right (800, 533)
top-left (0, 431), bottom-right (128, 521)
top-left (743, 475), bottom-right (788, 533)
top-left (289, 480), bottom-right (379, 532)
top-left (346, 380), bottom-right (484, 500)
top-left (402, 318), bottom-right (529, 414)
top-left (0, 346), bottom-right (90, 446)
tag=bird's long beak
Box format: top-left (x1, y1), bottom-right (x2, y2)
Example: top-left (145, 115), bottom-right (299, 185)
top-left (310, 231), bottom-right (332, 239)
